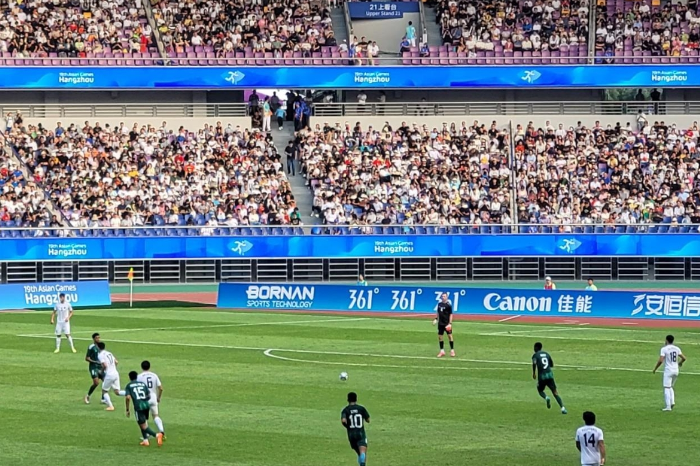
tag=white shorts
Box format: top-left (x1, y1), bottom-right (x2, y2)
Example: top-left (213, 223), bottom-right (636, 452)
top-left (663, 372), bottom-right (678, 388)
top-left (55, 322), bottom-right (71, 335)
top-left (102, 374), bottom-right (121, 392)
top-left (149, 398), bottom-right (159, 416)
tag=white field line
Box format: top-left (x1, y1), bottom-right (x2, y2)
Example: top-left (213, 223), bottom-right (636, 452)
top-left (18, 332), bottom-right (700, 376)
top-left (481, 327), bottom-right (595, 336)
top-left (262, 349), bottom-right (523, 371)
top-left (477, 331), bottom-right (700, 346)
top-left (17, 317), bottom-right (370, 337)
top-left (499, 315), bottom-right (521, 322)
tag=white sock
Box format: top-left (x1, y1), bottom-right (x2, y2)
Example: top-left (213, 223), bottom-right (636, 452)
top-left (117, 390), bottom-right (126, 396)
top-left (55, 337), bottom-right (61, 349)
top-left (104, 393), bottom-right (113, 408)
top-left (671, 388), bottom-right (676, 406)
top-left (664, 388), bottom-right (672, 408)
top-left (154, 416), bottom-right (164, 433)
top-left (67, 336), bottom-right (74, 348)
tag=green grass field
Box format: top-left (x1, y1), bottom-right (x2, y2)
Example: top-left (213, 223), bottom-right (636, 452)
top-left (1, 306), bottom-right (698, 466)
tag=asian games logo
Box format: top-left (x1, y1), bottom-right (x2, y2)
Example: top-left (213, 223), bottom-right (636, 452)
top-left (224, 71), bottom-right (246, 85)
top-left (520, 70), bottom-right (542, 84)
top-left (230, 240), bottom-right (254, 255)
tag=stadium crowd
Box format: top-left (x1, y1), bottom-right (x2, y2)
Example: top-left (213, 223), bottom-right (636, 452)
top-left (0, 0), bottom-right (156, 62)
top-left (4, 120), bottom-right (300, 230)
top-left (433, 0), bottom-right (590, 62)
top-left (153, 0), bottom-right (339, 62)
top-left (292, 120), bottom-right (513, 226)
top-left (513, 118), bottom-right (700, 227)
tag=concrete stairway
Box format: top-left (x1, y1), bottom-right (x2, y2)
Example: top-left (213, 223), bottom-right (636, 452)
top-left (269, 127), bottom-right (318, 225)
top-left (423, 6), bottom-right (443, 46)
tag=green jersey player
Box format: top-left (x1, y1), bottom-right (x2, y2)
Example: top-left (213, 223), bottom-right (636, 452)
top-left (341, 392), bottom-right (370, 466)
top-left (532, 342), bottom-right (567, 414)
top-left (124, 371), bottom-right (163, 447)
top-left (84, 333), bottom-right (105, 405)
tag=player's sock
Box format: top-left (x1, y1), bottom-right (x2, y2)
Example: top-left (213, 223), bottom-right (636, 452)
top-left (55, 337), bottom-right (61, 350)
top-left (449, 340), bottom-right (454, 350)
top-left (439, 341), bottom-right (444, 350)
top-left (554, 395), bottom-right (564, 408)
top-left (87, 384), bottom-right (97, 397)
top-left (140, 428), bottom-right (149, 439)
top-left (538, 391), bottom-right (547, 400)
top-left (117, 390), bottom-right (126, 396)
top-left (358, 452), bottom-right (366, 466)
top-left (154, 416), bottom-right (165, 433)
top-left (664, 388), bottom-right (672, 408)
top-left (103, 393), bottom-right (113, 408)
top-left (67, 336), bottom-right (74, 348)
top-left (670, 388), bottom-right (676, 406)
top-left (145, 427), bottom-right (158, 438)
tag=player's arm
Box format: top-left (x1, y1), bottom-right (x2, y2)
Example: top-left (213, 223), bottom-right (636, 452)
top-left (532, 358), bottom-right (537, 380)
top-left (66, 305), bottom-right (73, 322)
top-left (50, 306), bottom-right (56, 324)
top-left (679, 352), bottom-right (687, 367)
top-left (448, 306), bottom-right (453, 325)
top-left (125, 394), bottom-right (132, 417)
top-left (157, 383), bottom-right (164, 403)
top-left (599, 439), bottom-right (606, 465)
top-left (652, 355), bottom-right (664, 373)
top-left (575, 440), bottom-right (581, 452)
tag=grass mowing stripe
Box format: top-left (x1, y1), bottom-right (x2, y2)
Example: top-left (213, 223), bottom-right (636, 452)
top-left (478, 331), bottom-right (700, 346)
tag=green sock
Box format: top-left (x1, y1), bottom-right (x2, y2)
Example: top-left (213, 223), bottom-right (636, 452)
top-left (140, 428), bottom-right (148, 440)
top-left (554, 395), bottom-right (564, 408)
top-left (538, 391), bottom-right (548, 400)
top-left (145, 427), bottom-right (158, 438)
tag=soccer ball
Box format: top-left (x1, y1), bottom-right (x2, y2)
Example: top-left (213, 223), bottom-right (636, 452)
top-left (339, 372), bottom-right (348, 381)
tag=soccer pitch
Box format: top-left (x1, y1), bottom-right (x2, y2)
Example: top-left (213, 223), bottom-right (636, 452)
top-left (1, 305), bottom-right (698, 466)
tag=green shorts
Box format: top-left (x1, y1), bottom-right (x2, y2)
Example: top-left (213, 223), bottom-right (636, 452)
top-left (135, 409), bottom-right (150, 425)
top-left (348, 435), bottom-right (368, 453)
top-left (537, 378), bottom-right (557, 392)
top-left (89, 368), bottom-right (104, 380)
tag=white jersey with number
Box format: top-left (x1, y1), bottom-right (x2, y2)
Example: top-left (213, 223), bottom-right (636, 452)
top-left (137, 371), bottom-right (162, 403)
top-left (98, 350), bottom-right (119, 377)
top-left (575, 425), bottom-right (604, 466)
top-left (661, 344), bottom-right (682, 374)
top-left (54, 301), bottom-right (72, 321)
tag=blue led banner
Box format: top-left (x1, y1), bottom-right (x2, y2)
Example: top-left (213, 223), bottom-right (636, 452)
top-left (0, 65), bottom-right (693, 89)
top-left (0, 281), bottom-right (111, 310)
top-left (2, 234), bottom-right (700, 261)
top-left (217, 283), bottom-right (700, 321)
top-left (218, 283), bottom-right (468, 312)
top-left (348, 2), bottom-right (420, 19)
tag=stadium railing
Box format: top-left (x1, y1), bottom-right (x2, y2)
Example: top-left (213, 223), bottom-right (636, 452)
top-left (0, 56), bottom-right (696, 66)
top-left (2, 101), bottom-right (692, 119)
top-left (0, 224), bottom-right (697, 238)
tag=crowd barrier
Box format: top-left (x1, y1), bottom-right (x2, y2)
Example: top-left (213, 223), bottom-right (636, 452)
top-left (217, 283), bottom-right (700, 321)
top-left (0, 281), bottom-right (111, 310)
top-left (2, 234), bottom-right (700, 261)
top-left (0, 65), bottom-right (691, 89)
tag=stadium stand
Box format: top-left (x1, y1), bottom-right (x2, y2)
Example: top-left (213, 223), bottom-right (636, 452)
top-left (0, 0), bottom-right (158, 65)
top-left (4, 121), bottom-right (299, 234)
top-left (3, 114), bottom-right (700, 234)
top-left (153, 0), bottom-right (341, 65)
top-left (295, 120), bottom-right (513, 226)
top-left (423, 0), bottom-right (591, 64)
top-left (595, 0), bottom-right (700, 63)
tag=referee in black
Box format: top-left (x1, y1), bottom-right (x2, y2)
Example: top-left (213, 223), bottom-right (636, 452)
top-left (433, 293), bottom-right (455, 358)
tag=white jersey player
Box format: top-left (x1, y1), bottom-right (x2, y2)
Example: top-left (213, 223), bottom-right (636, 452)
top-left (653, 334), bottom-right (686, 411)
top-left (97, 342), bottom-right (123, 411)
top-left (575, 411), bottom-right (606, 466)
top-left (137, 360), bottom-right (166, 437)
top-left (50, 293), bottom-right (76, 353)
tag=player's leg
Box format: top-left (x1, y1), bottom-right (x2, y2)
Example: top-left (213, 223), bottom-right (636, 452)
top-left (550, 383), bottom-right (567, 414)
top-left (54, 324), bottom-right (63, 353)
top-left (662, 373), bottom-right (674, 410)
top-left (102, 377), bottom-right (117, 410)
top-left (437, 327), bottom-right (446, 357)
top-left (536, 380), bottom-right (550, 408)
top-left (670, 374), bottom-right (677, 408)
top-left (65, 332), bottom-right (76, 353)
top-left (447, 330), bottom-right (455, 357)
top-left (358, 445), bottom-right (367, 466)
top-left (85, 370), bottom-right (100, 404)
top-left (150, 401), bottom-right (165, 435)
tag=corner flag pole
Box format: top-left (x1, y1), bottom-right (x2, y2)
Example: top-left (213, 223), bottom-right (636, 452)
top-left (127, 268), bottom-right (134, 308)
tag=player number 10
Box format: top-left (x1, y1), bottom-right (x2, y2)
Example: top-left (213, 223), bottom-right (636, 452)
top-left (348, 290), bottom-right (374, 310)
top-left (390, 290), bottom-right (416, 311)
